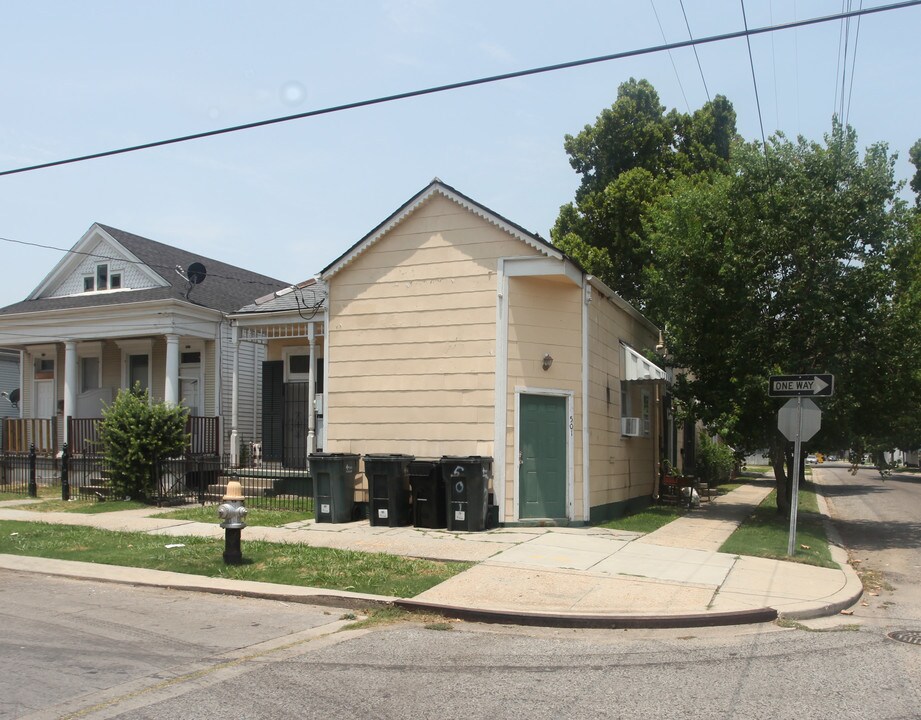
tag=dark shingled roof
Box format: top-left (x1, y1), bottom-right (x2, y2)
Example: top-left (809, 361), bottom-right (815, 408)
top-left (0, 224), bottom-right (292, 316)
top-left (234, 278), bottom-right (326, 315)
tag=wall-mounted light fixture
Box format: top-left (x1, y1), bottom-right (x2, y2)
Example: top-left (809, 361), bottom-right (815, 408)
top-left (542, 353), bottom-right (553, 371)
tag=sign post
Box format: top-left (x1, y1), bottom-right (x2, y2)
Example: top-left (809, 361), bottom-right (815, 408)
top-left (771, 374), bottom-right (833, 556)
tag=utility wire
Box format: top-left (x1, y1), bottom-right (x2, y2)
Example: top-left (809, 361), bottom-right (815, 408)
top-left (839, 0), bottom-right (853, 120)
top-left (679, 0), bottom-right (711, 103)
top-left (845, 0), bottom-right (864, 126)
top-left (0, 0), bottom-right (917, 178)
top-left (650, 0), bottom-right (691, 112)
top-left (740, 0), bottom-right (768, 150)
top-left (834, 0), bottom-right (847, 119)
top-left (0, 235), bottom-right (287, 289)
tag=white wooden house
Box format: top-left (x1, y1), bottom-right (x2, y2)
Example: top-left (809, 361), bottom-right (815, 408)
top-left (0, 223), bottom-right (290, 454)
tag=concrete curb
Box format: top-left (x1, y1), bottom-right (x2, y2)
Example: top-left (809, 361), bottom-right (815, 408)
top-left (0, 554), bottom-right (395, 612)
top-left (777, 471), bottom-right (865, 620)
top-left (1, 553), bottom-right (783, 629)
top-left (774, 543), bottom-right (865, 620)
top-left (394, 599), bottom-right (778, 629)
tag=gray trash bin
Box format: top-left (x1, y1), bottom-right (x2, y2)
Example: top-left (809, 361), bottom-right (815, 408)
top-left (309, 453), bottom-right (360, 523)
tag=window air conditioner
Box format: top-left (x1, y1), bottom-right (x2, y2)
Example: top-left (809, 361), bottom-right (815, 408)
top-left (621, 417), bottom-right (642, 437)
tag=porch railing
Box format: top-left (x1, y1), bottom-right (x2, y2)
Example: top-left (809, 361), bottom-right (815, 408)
top-left (1, 418), bottom-right (57, 455)
top-left (65, 415), bottom-right (222, 457)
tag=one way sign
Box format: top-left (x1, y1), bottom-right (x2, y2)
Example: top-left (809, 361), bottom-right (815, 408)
top-left (769, 374), bottom-right (835, 397)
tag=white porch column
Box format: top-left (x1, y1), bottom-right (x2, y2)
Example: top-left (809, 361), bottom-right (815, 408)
top-left (164, 334), bottom-right (180, 406)
top-left (230, 324), bottom-right (241, 464)
top-left (63, 341), bottom-right (77, 431)
top-left (307, 323), bottom-right (317, 454)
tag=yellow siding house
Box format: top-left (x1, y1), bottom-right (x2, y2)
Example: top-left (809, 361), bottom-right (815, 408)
top-left (317, 180), bottom-right (668, 524)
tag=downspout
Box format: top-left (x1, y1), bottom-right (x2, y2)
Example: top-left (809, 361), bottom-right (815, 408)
top-left (252, 341), bottom-right (258, 441)
top-left (581, 279), bottom-right (591, 523)
top-left (215, 323), bottom-right (223, 450)
top-left (653, 380), bottom-right (662, 500)
top-left (493, 259), bottom-right (509, 522)
top-left (307, 322), bottom-right (317, 454)
top-left (322, 302), bottom-right (331, 451)
top-left (229, 323), bottom-right (239, 464)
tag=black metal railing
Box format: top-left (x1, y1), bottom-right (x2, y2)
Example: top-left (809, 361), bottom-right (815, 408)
top-left (0, 444), bottom-right (60, 498)
top-left (0, 446), bottom-right (314, 514)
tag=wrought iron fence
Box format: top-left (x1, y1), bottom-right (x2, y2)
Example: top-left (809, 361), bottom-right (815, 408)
top-left (0, 446), bottom-right (59, 497)
top-left (0, 446), bottom-right (314, 515)
top-left (218, 455), bottom-right (314, 513)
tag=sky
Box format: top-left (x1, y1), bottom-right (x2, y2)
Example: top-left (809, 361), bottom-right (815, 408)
top-left (1, 1), bottom-right (919, 308)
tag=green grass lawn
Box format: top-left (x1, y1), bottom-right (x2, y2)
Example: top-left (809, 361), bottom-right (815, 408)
top-left (152, 505), bottom-right (314, 527)
top-left (13, 497), bottom-right (150, 514)
top-left (719, 483), bottom-right (835, 568)
top-left (597, 504), bottom-right (689, 533)
top-left (0, 519), bottom-right (468, 597)
top-left (598, 482), bottom-right (744, 533)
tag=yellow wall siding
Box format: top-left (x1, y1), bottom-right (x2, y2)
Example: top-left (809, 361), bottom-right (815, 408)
top-left (586, 294), bottom-right (660, 512)
top-left (326, 194), bottom-right (534, 457)
top-left (502, 276), bottom-right (584, 520)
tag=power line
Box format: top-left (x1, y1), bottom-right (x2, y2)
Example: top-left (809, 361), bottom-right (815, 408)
top-left (845, 0), bottom-right (864, 126)
top-left (839, 0), bottom-right (853, 120)
top-left (679, 0), bottom-right (711, 103)
top-left (1, 0), bottom-right (918, 178)
top-left (650, 0), bottom-right (691, 112)
top-left (0, 235), bottom-right (285, 289)
top-left (740, 0), bottom-right (768, 150)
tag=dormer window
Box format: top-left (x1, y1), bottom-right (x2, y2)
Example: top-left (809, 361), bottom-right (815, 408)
top-left (83, 264), bottom-right (122, 292)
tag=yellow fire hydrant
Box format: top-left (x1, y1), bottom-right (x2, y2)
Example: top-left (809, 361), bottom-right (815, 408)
top-left (217, 480), bottom-right (247, 565)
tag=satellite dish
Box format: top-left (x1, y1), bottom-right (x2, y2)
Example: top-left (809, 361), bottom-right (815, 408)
top-left (187, 262), bottom-right (207, 285)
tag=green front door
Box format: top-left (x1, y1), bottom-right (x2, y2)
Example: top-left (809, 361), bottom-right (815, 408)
top-left (519, 394), bottom-right (567, 519)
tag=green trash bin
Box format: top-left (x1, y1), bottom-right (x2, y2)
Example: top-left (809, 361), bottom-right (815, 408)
top-left (309, 453), bottom-right (360, 523)
top-left (364, 454), bottom-right (414, 527)
top-left (440, 456), bottom-right (492, 532)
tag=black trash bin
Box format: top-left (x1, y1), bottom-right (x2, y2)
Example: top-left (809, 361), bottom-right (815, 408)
top-left (409, 460), bottom-right (446, 529)
top-left (364, 454), bottom-right (414, 527)
top-left (309, 453), bottom-right (360, 523)
top-left (440, 456), bottom-right (492, 532)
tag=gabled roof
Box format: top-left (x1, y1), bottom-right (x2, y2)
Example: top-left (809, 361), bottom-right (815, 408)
top-left (0, 224), bottom-right (291, 316)
top-left (321, 178), bottom-right (565, 279)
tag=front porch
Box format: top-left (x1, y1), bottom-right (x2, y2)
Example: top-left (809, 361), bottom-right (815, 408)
top-left (228, 280), bottom-right (328, 468)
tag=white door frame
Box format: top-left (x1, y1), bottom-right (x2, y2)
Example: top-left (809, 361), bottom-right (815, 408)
top-left (513, 385), bottom-right (575, 522)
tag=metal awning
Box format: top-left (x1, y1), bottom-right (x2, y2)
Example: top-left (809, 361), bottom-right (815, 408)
top-left (621, 342), bottom-right (667, 382)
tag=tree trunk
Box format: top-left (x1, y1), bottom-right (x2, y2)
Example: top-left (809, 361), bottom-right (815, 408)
top-left (771, 440), bottom-right (791, 516)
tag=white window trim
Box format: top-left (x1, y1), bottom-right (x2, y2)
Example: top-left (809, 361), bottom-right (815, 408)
top-left (179, 341), bottom-right (204, 415)
top-left (117, 338), bottom-right (153, 393)
top-left (76, 341), bottom-right (103, 393)
top-left (282, 346), bottom-right (310, 382)
top-left (641, 389), bottom-right (652, 437)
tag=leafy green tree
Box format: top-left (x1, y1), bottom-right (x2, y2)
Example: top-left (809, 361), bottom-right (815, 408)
top-left (910, 138), bottom-right (921, 204)
top-left (97, 384), bottom-right (189, 501)
top-left (552, 78), bottom-right (737, 305)
top-left (644, 122), bottom-right (921, 514)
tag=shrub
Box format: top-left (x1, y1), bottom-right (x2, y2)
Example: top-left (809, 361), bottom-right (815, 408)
top-left (97, 384), bottom-right (189, 501)
top-left (696, 433), bottom-right (735, 486)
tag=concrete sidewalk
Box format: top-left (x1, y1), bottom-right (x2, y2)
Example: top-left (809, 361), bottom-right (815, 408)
top-left (0, 477), bottom-right (863, 628)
